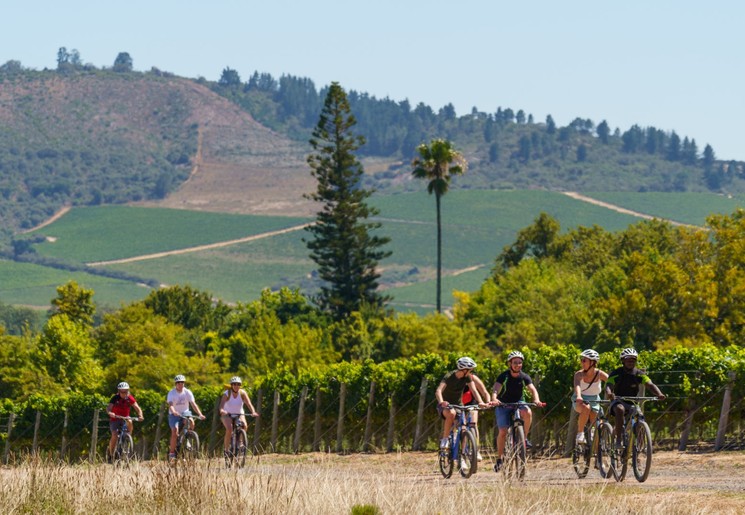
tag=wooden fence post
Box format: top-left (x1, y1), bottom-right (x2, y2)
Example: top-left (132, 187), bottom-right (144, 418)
top-left (270, 390), bottom-right (280, 452)
top-left (715, 372), bottom-right (736, 451)
top-left (564, 408), bottom-right (579, 457)
top-left (32, 410), bottom-right (42, 456)
top-left (253, 388), bottom-right (263, 452)
top-left (363, 381), bottom-right (376, 452)
top-left (294, 386), bottom-right (308, 453)
top-left (3, 412), bottom-right (15, 465)
top-left (208, 394), bottom-right (222, 455)
top-left (312, 388), bottom-right (322, 452)
top-left (60, 410), bottom-right (69, 460)
top-left (336, 383), bottom-right (347, 453)
top-left (152, 402), bottom-right (166, 458)
top-left (89, 408), bottom-right (100, 464)
top-left (678, 397), bottom-right (696, 451)
top-left (413, 378), bottom-right (428, 451)
top-left (386, 395), bottom-right (396, 452)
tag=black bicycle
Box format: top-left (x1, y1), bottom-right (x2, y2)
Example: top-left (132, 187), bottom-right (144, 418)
top-left (223, 414), bottom-right (249, 469)
top-left (609, 397), bottom-right (658, 482)
top-left (498, 402), bottom-right (542, 481)
top-left (111, 415), bottom-right (140, 467)
top-left (439, 404), bottom-right (484, 479)
top-left (173, 414), bottom-right (200, 462)
top-left (572, 400), bottom-right (614, 479)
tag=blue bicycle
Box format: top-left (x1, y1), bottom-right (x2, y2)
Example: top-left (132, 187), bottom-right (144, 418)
top-left (439, 404), bottom-right (484, 478)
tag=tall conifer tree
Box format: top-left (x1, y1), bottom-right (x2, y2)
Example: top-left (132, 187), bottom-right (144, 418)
top-left (304, 82), bottom-right (391, 320)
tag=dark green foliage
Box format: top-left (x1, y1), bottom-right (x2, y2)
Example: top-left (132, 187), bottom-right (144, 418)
top-left (112, 52), bottom-right (133, 73)
top-left (304, 83), bottom-right (392, 320)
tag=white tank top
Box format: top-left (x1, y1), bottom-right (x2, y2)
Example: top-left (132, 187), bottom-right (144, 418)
top-left (223, 390), bottom-right (244, 414)
top-left (579, 374), bottom-right (602, 396)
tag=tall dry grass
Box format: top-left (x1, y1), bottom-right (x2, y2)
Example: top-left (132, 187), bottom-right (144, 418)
top-left (0, 453), bottom-right (738, 514)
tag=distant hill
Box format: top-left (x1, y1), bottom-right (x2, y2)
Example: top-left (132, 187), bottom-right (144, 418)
top-left (2, 65), bottom-right (745, 242)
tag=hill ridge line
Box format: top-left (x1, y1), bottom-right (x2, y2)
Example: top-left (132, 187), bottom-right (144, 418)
top-left (86, 222), bottom-right (313, 266)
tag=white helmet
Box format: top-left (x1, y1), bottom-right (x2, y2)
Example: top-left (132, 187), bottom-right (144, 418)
top-left (117, 382), bottom-right (130, 390)
top-left (229, 376), bottom-right (242, 384)
top-left (580, 349), bottom-right (600, 362)
top-left (456, 356), bottom-right (477, 370)
top-left (174, 374), bottom-right (186, 383)
top-left (506, 351), bottom-right (525, 363)
top-left (619, 348), bottom-right (638, 360)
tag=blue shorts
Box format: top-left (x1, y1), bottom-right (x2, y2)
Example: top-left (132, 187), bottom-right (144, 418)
top-left (168, 410), bottom-right (192, 430)
top-left (109, 420), bottom-right (126, 433)
top-left (496, 405), bottom-right (529, 429)
top-left (572, 393), bottom-right (601, 413)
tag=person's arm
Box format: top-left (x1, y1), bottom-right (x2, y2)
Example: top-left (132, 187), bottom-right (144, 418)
top-left (190, 400), bottom-right (206, 419)
top-left (467, 380), bottom-right (486, 407)
top-left (241, 390), bottom-right (258, 416)
top-left (573, 371), bottom-right (583, 400)
top-left (219, 392), bottom-right (228, 415)
top-left (131, 401), bottom-right (144, 420)
top-left (527, 383), bottom-right (544, 406)
top-left (597, 370), bottom-right (609, 382)
top-left (107, 402), bottom-right (115, 418)
top-left (491, 381), bottom-right (503, 405)
top-left (471, 375), bottom-right (490, 405)
top-left (644, 377), bottom-right (665, 399)
top-left (435, 381), bottom-right (447, 406)
top-left (605, 372), bottom-right (616, 400)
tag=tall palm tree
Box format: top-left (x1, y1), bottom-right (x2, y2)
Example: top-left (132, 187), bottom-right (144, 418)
top-left (411, 138), bottom-right (467, 313)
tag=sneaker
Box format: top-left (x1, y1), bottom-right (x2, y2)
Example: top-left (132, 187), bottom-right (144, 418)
top-left (460, 458), bottom-right (468, 470)
top-left (576, 432), bottom-right (586, 445)
top-left (168, 452), bottom-right (176, 462)
top-left (494, 458), bottom-right (503, 472)
top-left (440, 438), bottom-right (450, 449)
top-left (477, 452), bottom-right (483, 462)
top-left (525, 439), bottom-right (533, 449)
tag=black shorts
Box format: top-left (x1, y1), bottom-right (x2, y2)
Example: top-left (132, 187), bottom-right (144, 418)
top-left (609, 399), bottom-right (633, 417)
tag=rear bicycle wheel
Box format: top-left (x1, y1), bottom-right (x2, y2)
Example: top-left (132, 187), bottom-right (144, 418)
top-left (572, 427), bottom-right (590, 479)
top-left (597, 422), bottom-right (616, 480)
top-left (458, 429), bottom-right (477, 478)
top-left (234, 428), bottom-right (248, 468)
top-left (507, 425), bottom-right (527, 481)
top-left (632, 421), bottom-right (653, 482)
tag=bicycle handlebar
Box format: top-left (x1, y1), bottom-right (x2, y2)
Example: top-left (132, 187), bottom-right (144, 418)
top-left (446, 404), bottom-right (490, 411)
top-left (111, 415), bottom-right (142, 421)
top-left (497, 401), bottom-right (545, 408)
top-left (614, 396), bottom-right (660, 402)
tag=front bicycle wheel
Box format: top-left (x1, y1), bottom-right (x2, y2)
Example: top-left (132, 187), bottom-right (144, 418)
top-left (632, 421), bottom-right (653, 482)
top-left (182, 431), bottom-right (200, 461)
top-left (115, 433), bottom-right (134, 467)
top-left (438, 437), bottom-right (454, 478)
top-left (507, 425), bottom-right (527, 481)
top-left (597, 422), bottom-right (616, 480)
top-left (234, 428), bottom-right (248, 469)
top-left (572, 428), bottom-right (590, 479)
top-left (458, 429), bottom-right (477, 478)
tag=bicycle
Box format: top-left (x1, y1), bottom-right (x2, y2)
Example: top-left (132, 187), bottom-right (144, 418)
top-left (609, 396), bottom-right (658, 482)
top-left (223, 414), bottom-right (251, 469)
top-left (111, 415), bottom-right (140, 467)
top-left (572, 400), bottom-right (615, 479)
top-left (498, 402), bottom-right (542, 481)
top-left (438, 404), bottom-right (484, 479)
top-left (173, 414), bottom-right (200, 462)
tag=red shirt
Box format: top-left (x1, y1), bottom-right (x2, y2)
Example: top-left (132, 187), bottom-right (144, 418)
top-left (109, 394), bottom-right (137, 420)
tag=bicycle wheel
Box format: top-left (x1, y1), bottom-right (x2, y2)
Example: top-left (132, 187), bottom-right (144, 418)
top-left (181, 431), bottom-right (200, 461)
top-left (572, 428), bottom-right (590, 479)
top-left (115, 433), bottom-right (134, 467)
top-left (632, 421), bottom-right (653, 482)
top-left (234, 428), bottom-right (248, 469)
top-left (612, 429), bottom-right (629, 482)
top-left (438, 438), bottom-right (454, 479)
top-left (507, 425), bottom-right (527, 481)
top-left (597, 422), bottom-right (616, 480)
top-left (458, 429), bottom-right (477, 478)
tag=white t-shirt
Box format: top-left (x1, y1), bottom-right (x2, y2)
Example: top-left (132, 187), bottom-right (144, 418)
top-left (167, 387), bottom-right (195, 415)
top-left (223, 390), bottom-right (245, 415)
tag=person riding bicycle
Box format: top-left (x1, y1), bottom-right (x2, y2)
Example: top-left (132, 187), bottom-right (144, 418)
top-left (106, 381), bottom-right (144, 461)
top-left (460, 371), bottom-right (490, 461)
top-left (434, 356), bottom-right (489, 451)
top-left (491, 351), bottom-right (545, 472)
top-left (572, 349), bottom-right (609, 445)
top-left (605, 348), bottom-right (665, 445)
top-left (219, 376), bottom-right (259, 456)
top-left (167, 374), bottom-right (206, 461)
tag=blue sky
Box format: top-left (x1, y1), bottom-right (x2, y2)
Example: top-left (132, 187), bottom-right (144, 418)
top-left (3, 1), bottom-right (744, 160)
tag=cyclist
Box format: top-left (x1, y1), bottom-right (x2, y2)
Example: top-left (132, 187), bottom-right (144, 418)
top-left (434, 356), bottom-right (489, 451)
top-left (460, 371), bottom-right (491, 461)
top-left (167, 374), bottom-right (206, 460)
top-left (106, 381), bottom-right (144, 461)
top-left (605, 348), bottom-right (666, 445)
top-left (491, 351), bottom-right (545, 472)
top-left (572, 349), bottom-right (608, 445)
top-left (219, 376), bottom-right (259, 456)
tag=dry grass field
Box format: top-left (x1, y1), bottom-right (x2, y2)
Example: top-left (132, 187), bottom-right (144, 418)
top-left (1, 451), bottom-right (743, 514)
